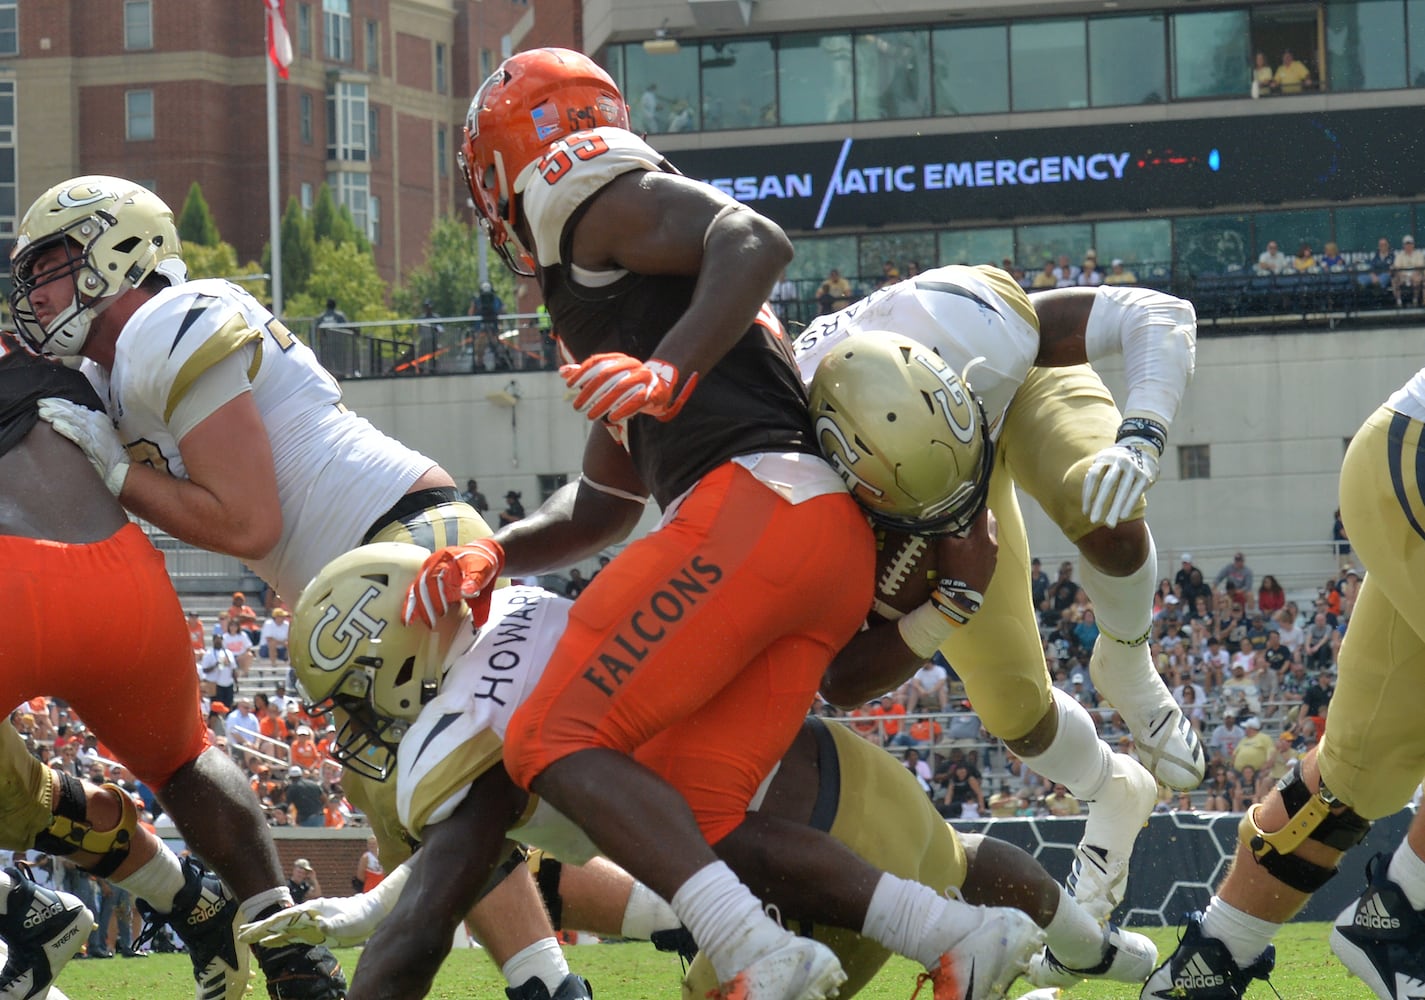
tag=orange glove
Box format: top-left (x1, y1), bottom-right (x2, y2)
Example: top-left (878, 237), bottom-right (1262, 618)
top-left (559, 353), bottom-right (699, 423)
top-left (401, 539), bottom-right (506, 629)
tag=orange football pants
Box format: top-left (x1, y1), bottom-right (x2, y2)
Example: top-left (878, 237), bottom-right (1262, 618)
top-left (0, 523), bottom-right (210, 787)
top-left (504, 462), bottom-right (875, 844)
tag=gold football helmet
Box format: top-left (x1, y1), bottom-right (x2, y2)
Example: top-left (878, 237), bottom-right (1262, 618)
top-left (291, 542), bottom-right (471, 781)
top-left (10, 175), bottom-right (186, 357)
top-left (809, 331), bottom-right (993, 535)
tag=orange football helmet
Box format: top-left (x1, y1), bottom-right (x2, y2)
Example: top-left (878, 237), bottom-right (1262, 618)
top-left (461, 47), bottom-right (629, 276)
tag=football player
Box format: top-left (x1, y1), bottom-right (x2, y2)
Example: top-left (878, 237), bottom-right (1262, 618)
top-left (242, 542), bottom-right (1158, 999)
top-left (1143, 371), bottom-right (1425, 1000)
top-left (404, 46), bottom-right (986, 1000)
top-left (10, 177), bottom-right (571, 1000)
top-left (0, 329), bottom-right (343, 1000)
top-left (798, 273), bottom-right (1200, 921)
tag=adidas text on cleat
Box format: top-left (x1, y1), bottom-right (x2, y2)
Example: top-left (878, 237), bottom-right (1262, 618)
top-left (1027, 922), bottom-right (1158, 988)
top-left (1140, 911), bottom-right (1273, 1000)
top-left (136, 856), bottom-right (250, 1000)
top-left (252, 940), bottom-right (347, 1000)
top-left (0, 868), bottom-right (94, 1000)
top-left (1329, 852), bottom-right (1425, 1000)
top-left (506, 974), bottom-right (593, 1000)
top-left (919, 905), bottom-right (1044, 1000)
top-left (715, 935), bottom-right (845, 1000)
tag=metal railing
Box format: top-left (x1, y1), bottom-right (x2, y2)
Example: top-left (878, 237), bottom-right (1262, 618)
top-left (307, 313), bottom-right (557, 380)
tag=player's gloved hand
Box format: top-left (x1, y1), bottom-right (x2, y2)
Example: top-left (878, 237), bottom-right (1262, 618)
top-left (402, 538), bottom-right (505, 629)
top-left (1081, 417), bottom-right (1166, 529)
top-left (36, 397), bottom-right (131, 496)
top-left (560, 353), bottom-right (699, 424)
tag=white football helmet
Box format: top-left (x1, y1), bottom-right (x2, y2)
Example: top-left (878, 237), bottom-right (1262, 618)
top-left (291, 542), bottom-right (472, 781)
top-left (9, 175), bottom-right (187, 357)
top-left (808, 331), bottom-right (993, 535)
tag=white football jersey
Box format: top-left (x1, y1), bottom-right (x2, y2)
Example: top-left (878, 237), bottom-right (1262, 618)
top-left (793, 265), bottom-right (1043, 439)
top-left (107, 278), bottom-right (432, 599)
top-left (1387, 366), bottom-right (1425, 422)
top-left (394, 587), bottom-right (600, 864)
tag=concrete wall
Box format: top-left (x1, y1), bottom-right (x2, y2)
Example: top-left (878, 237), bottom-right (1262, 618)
top-left (338, 323), bottom-right (1421, 587)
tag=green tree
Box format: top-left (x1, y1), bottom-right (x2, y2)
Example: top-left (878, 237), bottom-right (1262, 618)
top-left (176, 182), bottom-right (221, 247)
top-left (310, 183), bottom-right (368, 252)
top-left (181, 241), bottom-right (265, 287)
top-left (286, 239), bottom-right (394, 322)
top-left (263, 196), bottom-right (316, 303)
top-left (390, 216), bottom-right (491, 318)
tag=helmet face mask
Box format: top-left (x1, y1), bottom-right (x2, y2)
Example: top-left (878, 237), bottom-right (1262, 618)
top-left (292, 542), bottom-right (470, 782)
top-left (460, 47), bottom-right (629, 278)
top-left (809, 332), bottom-right (995, 537)
top-left (9, 176), bottom-right (185, 357)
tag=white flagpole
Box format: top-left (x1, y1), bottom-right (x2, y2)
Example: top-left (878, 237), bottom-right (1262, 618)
top-left (267, 47), bottom-right (284, 315)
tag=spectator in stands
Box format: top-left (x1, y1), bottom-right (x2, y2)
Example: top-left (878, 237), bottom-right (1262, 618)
top-left (258, 607), bottom-right (289, 669)
top-left (1041, 559), bottom-right (1079, 626)
top-left (1214, 551), bottom-right (1254, 594)
top-left (198, 634), bottom-right (239, 711)
top-left (1043, 783), bottom-right (1081, 817)
top-left (1076, 250), bottom-right (1103, 286)
top-left (1201, 764), bottom-right (1233, 811)
top-left (769, 271), bottom-right (797, 323)
top-left (1232, 716), bottom-right (1273, 772)
top-left (323, 792), bottom-right (348, 828)
top-left (906, 713), bottom-right (943, 748)
top-left (497, 490), bottom-right (525, 529)
top-left (1368, 237), bottom-right (1396, 294)
top-left (1251, 51), bottom-right (1274, 97)
top-left (1181, 566), bottom-right (1212, 611)
top-left (1222, 657), bottom-right (1263, 717)
top-left (1103, 258), bottom-right (1138, 285)
top-left (906, 657), bottom-right (950, 713)
top-left (1256, 241), bottom-right (1289, 274)
top-left (220, 615), bottom-right (255, 672)
top-left (1030, 260), bottom-right (1057, 290)
top-left (875, 695), bottom-right (909, 747)
top-left (847, 701), bottom-right (882, 745)
top-left (1208, 710), bottom-right (1245, 762)
top-left (286, 858), bottom-right (321, 903)
top-left (902, 748), bottom-right (933, 794)
top-left (939, 759), bottom-right (983, 819)
top-left (1051, 253), bottom-right (1080, 284)
top-left (286, 767), bottom-right (326, 828)
top-left (225, 697), bottom-right (260, 760)
top-left (1303, 609), bottom-right (1335, 671)
top-left (228, 591), bottom-right (257, 624)
top-left (814, 267), bottom-right (852, 314)
top-left (1271, 49), bottom-right (1313, 93)
top-left (1319, 240), bottom-right (1346, 271)
top-left (206, 702), bottom-right (228, 741)
top-left (1290, 242), bottom-right (1316, 272)
top-left (185, 610), bottom-right (206, 655)
top-left (1174, 680), bottom-right (1208, 734)
top-left (355, 836), bottom-right (384, 893)
top-left (1073, 608), bottom-right (1100, 654)
top-left (1175, 552), bottom-right (1197, 592)
top-left (1332, 506), bottom-right (1352, 567)
top-left (1392, 234), bottom-right (1425, 306)
top-left (904, 261), bottom-right (921, 278)
top-left (1256, 574), bottom-right (1285, 616)
top-left (1028, 556), bottom-right (1050, 611)
top-left (1302, 669), bottom-right (1335, 727)
top-left (460, 479), bottom-right (489, 516)
top-left (875, 260), bottom-right (902, 289)
top-left (564, 568), bottom-right (590, 599)
top-left (259, 697), bottom-right (290, 745)
top-left (289, 725), bottom-right (321, 771)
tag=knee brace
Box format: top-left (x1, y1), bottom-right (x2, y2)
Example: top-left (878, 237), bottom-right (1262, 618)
top-left (527, 849), bottom-right (565, 930)
top-left (1237, 760), bottom-right (1371, 893)
top-left (35, 782), bottom-right (139, 878)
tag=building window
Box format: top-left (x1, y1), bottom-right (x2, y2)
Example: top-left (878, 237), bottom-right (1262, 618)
top-left (368, 107), bottom-right (379, 160)
top-left (1328, 0), bottom-right (1406, 91)
top-left (123, 1), bottom-right (152, 51)
top-left (1172, 9), bottom-right (1251, 99)
top-left (0, 82), bottom-right (15, 235)
top-left (297, 3), bottom-right (312, 58)
top-left (436, 126), bottom-right (448, 177)
top-left (126, 90), bottom-right (155, 141)
top-left (1010, 18), bottom-right (1088, 111)
top-left (435, 42), bottom-right (448, 94)
top-left (932, 25), bottom-right (1009, 116)
top-left (1178, 444), bottom-right (1211, 480)
top-left (364, 20), bottom-right (379, 73)
top-left (1089, 14), bottom-right (1166, 106)
top-left (779, 32), bottom-right (852, 125)
top-left (368, 195), bottom-right (380, 245)
top-left (854, 29), bottom-right (931, 120)
top-left (538, 474), bottom-right (569, 503)
top-left (623, 44), bottom-right (699, 135)
top-left (300, 182), bottom-right (313, 210)
top-left (0, 1), bottom-right (16, 56)
top-left (299, 94), bottom-right (313, 144)
top-left (326, 80), bottom-right (368, 161)
top-left (700, 39), bottom-right (775, 129)
top-left (323, 0), bottom-right (352, 63)
top-left (330, 171), bottom-right (369, 235)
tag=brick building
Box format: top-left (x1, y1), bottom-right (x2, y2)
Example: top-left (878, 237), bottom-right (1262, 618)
top-left (0, 0), bottom-right (528, 288)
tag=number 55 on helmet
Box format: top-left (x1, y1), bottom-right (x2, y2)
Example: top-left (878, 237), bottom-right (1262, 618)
top-left (808, 331), bottom-right (994, 537)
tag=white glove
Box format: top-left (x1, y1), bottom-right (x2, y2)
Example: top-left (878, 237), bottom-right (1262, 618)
top-left (1081, 435), bottom-right (1161, 529)
top-left (238, 861), bottom-right (411, 948)
top-left (36, 397), bottom-right (130, 496)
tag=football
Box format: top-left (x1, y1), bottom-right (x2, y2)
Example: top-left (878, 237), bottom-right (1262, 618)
top-left (869, 525), bottom-right (939, 621)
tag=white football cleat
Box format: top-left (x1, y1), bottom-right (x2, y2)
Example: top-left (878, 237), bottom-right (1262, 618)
top-left (1090, 641), bottom-right (1205, 792)
top-left (1026, 923), bottom-right (1158, 988)
top-left (1071, 753), bottom-right (1158, 923)
top-left (921, 905), bottom-right (1045, 1000)
top-left (0, 869), bottom-right (93, 1000)
top-left (717, 935), bottom-right (845, 1000)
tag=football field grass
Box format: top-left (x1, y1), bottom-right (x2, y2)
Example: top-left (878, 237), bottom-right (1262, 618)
top-left (50, 921), bottom-right (1383, 999)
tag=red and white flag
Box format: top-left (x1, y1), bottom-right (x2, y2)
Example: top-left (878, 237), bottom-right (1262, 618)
top-left (265, 0), bottom-right (293, 78)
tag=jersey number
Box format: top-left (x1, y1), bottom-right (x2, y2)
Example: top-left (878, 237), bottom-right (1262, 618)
top-left (536, 134), bottom-right (610, 185)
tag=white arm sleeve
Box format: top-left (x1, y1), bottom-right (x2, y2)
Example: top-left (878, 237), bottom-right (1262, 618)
top-left (1082, 285), bottom-right (1197, 429)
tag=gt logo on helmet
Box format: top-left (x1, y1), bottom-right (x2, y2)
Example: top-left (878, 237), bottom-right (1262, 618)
top-left (306, 586), bottom-right (388, 672)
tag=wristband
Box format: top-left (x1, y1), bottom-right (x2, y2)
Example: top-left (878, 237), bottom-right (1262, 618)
top-left (1115, 416), bottom-right (1167, 454)
top-left (929, 577), bottom-right (984, 627)
top-left (897, 600), bottom-right (958, 659)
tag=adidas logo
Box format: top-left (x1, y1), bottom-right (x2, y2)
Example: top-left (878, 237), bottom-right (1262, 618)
top-left (186, 885), bottom-right (227, 926)
top-left (1174, 953), bottom-right (1226, 989)
top-left (22, 898), bottom-right (64, 929)
top-left (1353, 895), bottom-right (1402, 931)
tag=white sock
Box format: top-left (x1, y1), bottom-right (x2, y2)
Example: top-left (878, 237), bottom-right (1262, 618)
top-left (670, 862), bottom-right (786, 983)
top-left (115, 845), bottom-right (186, 915)
top-left (1387, 841), bottom-right (1425, 911)
top-left (622, 880), bottom-right (681, 939)
top-left (1020, 689), bottom-right (1113, 800)
top-left (1076, 526), bottom-right (1156, 648)
top-left (1043, 885), bottom-right (1105, 969)
top-left (861, 874), bottom-right (977, 969)
top-left (1201, 897), bottom-right (1279, 969)
top-left (240, 886), bottom-right (295, 923)
top-left (0, 868), bottom-right (15, 914)
top-left (502, 937), bottom-right (569, 994)
top-left (1079, 529), bottom-right (1171, 721)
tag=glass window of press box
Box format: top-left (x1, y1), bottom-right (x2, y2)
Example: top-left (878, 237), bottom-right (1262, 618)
top-left (604, 2), bottom-right (1425, 136)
